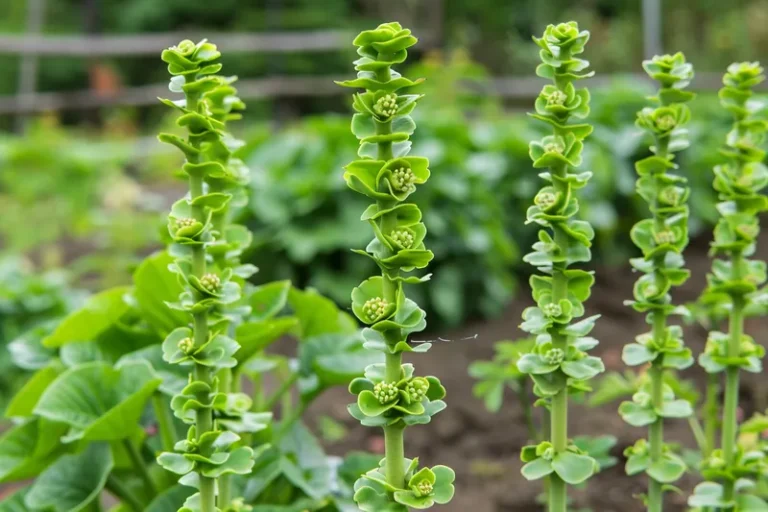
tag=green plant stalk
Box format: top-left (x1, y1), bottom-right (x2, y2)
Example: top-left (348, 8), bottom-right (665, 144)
top-left (123, 438), bottom-right (156, 495)
top-left (704, 373), bottom-right (720, 457)
top-left (185, 85), bottom-right (217, 512)
top-left (152, 393), bottom-right (176, 452)
top-left (106, 474), bottom-right (143, 512)
top-left (550, 164), bottom-right (569, 512)
top-left (721, 294), bottom-right (744, 502)
top-left (377, 95), bottom-right (407, 490)
top-left (516, 379), bottom-right (539, 443)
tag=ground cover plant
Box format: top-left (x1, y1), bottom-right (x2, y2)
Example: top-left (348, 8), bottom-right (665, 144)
top-left (338, 22), bottom-right (455, 511)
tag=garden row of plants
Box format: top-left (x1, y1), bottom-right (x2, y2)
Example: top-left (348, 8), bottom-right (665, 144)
top-left (0, 19), bottom-right (766, 512)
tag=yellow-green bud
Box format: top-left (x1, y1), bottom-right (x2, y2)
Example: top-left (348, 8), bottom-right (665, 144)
top-left (544, 141), bottom-right (564, 154)
top-left (655, 114), bottom-right (677, 131)
top-left (534, 191), bottom-right (558, 209)
top-left (200, 273), bottom-right (221, 292)
top-left (547, 90), bottom-right (567, 106)
top-left (543, 303), bottom-right (562, 317)
top-left (177, 337), bottom-right (194, 354)
top-left (406, 377), bottom-right (430, 401)
top-left (373, 381), bottom-right (399, 404)
top-left (653, 229), bottom-right (676, 245)
top-left (415, 480), bottom-right (433, 497)
top-left (374, 93), bottom-right (398, 118)
top-left (391, 167), bottom-right (416, 193)
top-left (362, 297), bottom-right (389, 322)
top-left (390, 229), bottom-right (415, 249)
top-left (544, 348), bottom-right (565, 365)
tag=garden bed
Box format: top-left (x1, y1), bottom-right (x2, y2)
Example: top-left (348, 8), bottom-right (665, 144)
top-left (312, 233), bottom-right (768, 511)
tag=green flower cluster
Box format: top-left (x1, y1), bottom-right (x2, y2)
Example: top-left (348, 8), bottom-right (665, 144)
top-left (337, 22), bottom-right (454, 511)
top-left (153, 40), bottom-right (267, 512)
top-left (516, 22), bottom-right (603, 511)
top-left (619, 52), bottom-right (696, 510)
top-left (690, 61), bottom-right (768, 510)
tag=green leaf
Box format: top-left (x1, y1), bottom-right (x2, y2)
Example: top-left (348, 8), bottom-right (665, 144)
top-left (5, 362), bottom-right (63, 417)
top-left (622, 343), bottom-right (656, 366)
top-left (0, 487), bottom-right (28, 512)
top-left (133, 251), bottom-right (187, 336)
top-left (34, 361), bottom-right (162, 442)
top-left (43, 287), bottom-right (132, 347)
top-left (0, 418), bottom-right (67, 483)
top-left (647, 453), bottom-right (686, 483)
top-left (25, 443), bottom-right (113, 512)
top-left (146, 485), bottom-right (195, 512)
top-left (521, 457), bottom-right (553, 480)
top-left (561, 356), bottom-right (604, 380)
top-left (552, 451), bottom-right (597, 485)
top-left (289, 287), bottom-right (356, 338)
top-left (250, 280), bottom-right (291, 321)
top-left (235, 317), bottom-right (299, 367)
top-left (619, 401), bottom-right (657, 427)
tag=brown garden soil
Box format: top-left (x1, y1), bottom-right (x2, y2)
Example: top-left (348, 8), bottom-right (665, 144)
top-left (308, 233), bottom-right (768, 512)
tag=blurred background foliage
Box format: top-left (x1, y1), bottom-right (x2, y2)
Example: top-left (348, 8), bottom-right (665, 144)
top-left (0, 0), bottom-right (759, 349)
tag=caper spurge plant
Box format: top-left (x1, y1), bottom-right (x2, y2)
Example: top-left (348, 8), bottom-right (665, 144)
top-left (338, 22), bottom-right (455, 511)
top-left (689, 62), bottom-right (768, 511)
top-left (155, 39), bottom-right (264, 512)
top-left (516, 22), bottom-right (604, 512)
top-left (618, 52), bottom-right (696, 512)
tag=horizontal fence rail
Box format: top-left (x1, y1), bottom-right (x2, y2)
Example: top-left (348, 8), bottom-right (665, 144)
top-left (0, 72), bottom-right (757, 115)
top-left (0, 30), bottom-right (438, 56)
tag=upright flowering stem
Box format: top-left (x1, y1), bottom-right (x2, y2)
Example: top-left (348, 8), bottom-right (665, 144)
top-left (516, 22), bottom-right (603, 512)
top-left (155, 40), bottom-right (266, 512)
top-left (689, 62), bottom-right (768, 511)
top-left (339, 22), bottom-right (455, 512)
top-left (618, 53), bottom-right (696, 512)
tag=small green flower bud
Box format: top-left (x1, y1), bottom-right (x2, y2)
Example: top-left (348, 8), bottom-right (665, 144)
top-left (172, 40), bottom-right (196, 55)
top-left (643, 283), bottom-right (659, 297)
top-left (736, 173), bottom-right (754, 188)
top-left (653, 229), bottom-right (676, 245)
top-left (544, 348), bottom-right (565, 365)
top-left (544, 141), bottom-right (565, 154)
top-left (740, 340), bottom-right (756, 356)
top-left (200, 273), bottom-right (221, 293)
top-left (406, 377), bottom-right (430, 401)
top-left (177, 337), bottom-right (194, 354)
top-left (659, 186), bottom-right (680, 206)
top-left (737, 223), bottom-right (758, 239)
top-left (543, 303), bottom-right (562, 317)
top-left (655, 114), bottom-right (677, 131)
top-left (362, 297), bottom-right (389, 322)
top-left (175, 217), bottom-right (197, 235)
top-left (390, 166), bottom-right (416, 193)
top-left (708, 455), bottom-right (726, 469)
top-left (390, 229), bottom-right (415, 249)
top-left (373, 381), bottom-right (399, 404)
top-left (414, 480), bottom-right (433, 497)
top-left (546, 90), bottom-right (567, 106)
top-left (374, 93), bottom-right (398, 119)
top-left (534, 191), bottom-right (558, 210)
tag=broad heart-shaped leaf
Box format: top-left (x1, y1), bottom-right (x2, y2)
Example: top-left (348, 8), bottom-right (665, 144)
top-left (551, 451), bottom-right (597, 485)
top-left (43, 286), bottom-right (131, 347)
top-left (34, 361), bottom-right (162, 442)
top-left (234, 316), bottom-right (299, 368)
top-left (118, 344), bottom-right (187, 396)
top-left (146, 485), bottom-right (195, 512)
top-left (288, 287), bottom-right (357, 338)
top-left (0, 487), bottom-right (28, 512)
top-left (299, 332), bottom-right (381, 400)
top-left (133, 251), bottom-right (187, 336)
top-left (5, 362), bottom-right (63, 417)
top-left (25, 443), bottom-right (113, 512)
top-left (249, 280), bottom-right (291, 321)
top-left (0, 418), bottom-right (67, 483)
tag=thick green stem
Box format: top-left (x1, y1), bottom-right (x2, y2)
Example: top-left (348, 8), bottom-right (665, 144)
top-left (704, 373), bottom-right (720, 457)
top-left (122, 438), bottom-right (156, 496)
top-left (549, 389), bottom-right (568, 512)
top-left (384, 423), bottom-right (406, 490)
top-left (152, 393), bottom-right (176, 453)
top-left (648, 359), bottom-right (665, 512)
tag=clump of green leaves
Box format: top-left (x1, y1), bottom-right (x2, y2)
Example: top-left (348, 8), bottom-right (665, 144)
top-left (618, 52), bottom-right (696, 511)
top-left (155, 39), bottom-right (262, 512)
top-left (515, 22), bottom-right (604, 512)
top-left (688, 62), bottom-right (768, 511)
top-left (338, 22), bottom-right (455, 511)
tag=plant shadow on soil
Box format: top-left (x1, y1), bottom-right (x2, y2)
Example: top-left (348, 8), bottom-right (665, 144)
top-left (308, 233), bottom-right (768, 512)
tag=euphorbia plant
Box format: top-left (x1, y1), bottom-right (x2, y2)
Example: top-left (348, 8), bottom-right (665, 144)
top-left (688, 62), bottom-right (768, 511)
top-left (155, 39), bottom-right (262, 512)
top-left (617, 52), bottom-right (696, 511)
top-left (515, 21), bottom-right (604, 512)
top-left (338, 22), bottom-right (456, 511)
